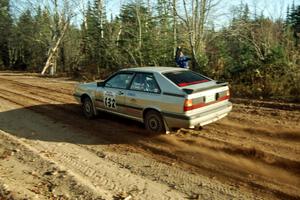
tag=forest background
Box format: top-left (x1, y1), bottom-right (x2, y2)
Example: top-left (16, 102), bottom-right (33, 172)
top-left (0, 0), bottom-right (299, 101)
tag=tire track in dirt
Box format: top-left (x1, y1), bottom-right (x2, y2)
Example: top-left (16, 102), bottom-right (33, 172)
top-left (0, 85), bottom-right (138, 140)
top-left (82, 145), bottom-right (259, 200)
top-left (0, 98), bottom-right (256, 200)
top-left (217, 119), bottom-right (300, 144)
top-left (232, 104), bottom-right (300, 125)
top-left (0, 130), bottom-right (110, 200)
top-left (0, 86), bottom-right (81, 118)
top-left (0, 77), bottom-right (73, 95)
top-left (0, 75), bottom-right (300, 199)
top-left (193, 122), bottom-right (300, 159)
top-left (176, 135), bottom-right (300, 175)
top-left (24, 140), bottom-right (186, 199)
top-left (0, 80), bottom-right (298, 199)
top-left (179, 127), bottom-right (300, 156)
top-left (0, 97), bottom-right (187, 199)
top-left (0, 77), bottom-right (75, 103)
top-left (231, 98), bottom-right (300, 111)
top-left (152, 135), bottom-right (300, 197)
top-left (172, 128), bottom-right (300, 186)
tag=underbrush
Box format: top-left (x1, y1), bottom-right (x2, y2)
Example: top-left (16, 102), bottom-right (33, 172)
top-left (230, 73), bottom-right (300, 103)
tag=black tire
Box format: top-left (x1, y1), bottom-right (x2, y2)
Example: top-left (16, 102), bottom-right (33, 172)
top-left (82, 97), bottom-right (95, 119)
top-left (144, 110), bottom-right (165, 133)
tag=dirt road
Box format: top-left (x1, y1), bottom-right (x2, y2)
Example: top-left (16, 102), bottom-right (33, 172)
top-left (0, 72), bottom-right (299, 200)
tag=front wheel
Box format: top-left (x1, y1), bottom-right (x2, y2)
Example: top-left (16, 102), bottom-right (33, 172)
top-left (82, 97), bottom-right (95, 119)
top-left (144, 110), bottom-right (165, 133)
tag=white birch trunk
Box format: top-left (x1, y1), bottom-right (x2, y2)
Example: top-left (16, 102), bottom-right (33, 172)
top-left (173, 0), bottom-right (177, 57)
top-left (41, 22), bottom-right (69, 75)
top-left (98, 0), bottom-right (104, 39)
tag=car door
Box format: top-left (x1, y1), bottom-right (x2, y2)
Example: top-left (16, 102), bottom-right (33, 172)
top-left (95, 72), bottom-right (134, 115)
top-left (125, 73), bottom-right (161, 119)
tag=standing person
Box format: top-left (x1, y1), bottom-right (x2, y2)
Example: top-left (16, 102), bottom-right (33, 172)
top-left (175, 47), bottom-right (191, 68)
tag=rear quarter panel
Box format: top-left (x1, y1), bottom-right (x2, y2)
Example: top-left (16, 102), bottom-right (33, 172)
top-left (153, 72), bottom-right (186, 114)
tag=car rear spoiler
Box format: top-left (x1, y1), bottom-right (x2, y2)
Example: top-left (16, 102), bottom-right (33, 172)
top-left (182, 82), bottom-right (228, 94)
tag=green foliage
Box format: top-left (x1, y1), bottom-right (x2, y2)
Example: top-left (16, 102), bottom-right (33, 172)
top-left (207, 3), bottom-right (300, 101)
top-left (119, 2), bottom-right (155, 65)
top-left (80, 0), bottom-right (110, 72)
top-left (0, 0), bottom-right (299, 101)
top-left (286, 3), bottom-right (300, 45)
top-left (13, 10), bottom-right (35, 70)
top-left (0, 0), bottom-right (12, 68)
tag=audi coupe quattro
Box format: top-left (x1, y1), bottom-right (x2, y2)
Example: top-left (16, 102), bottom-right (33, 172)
top-left (74, 67), bottom-right (232, 133)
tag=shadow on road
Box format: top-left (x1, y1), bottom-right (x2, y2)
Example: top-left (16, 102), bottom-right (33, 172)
top-left (0, 103), bottom-right (159, 146)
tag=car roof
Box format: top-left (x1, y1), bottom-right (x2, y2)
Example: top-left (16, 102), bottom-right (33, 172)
top-left (120, 67), bottom-right (186, 74)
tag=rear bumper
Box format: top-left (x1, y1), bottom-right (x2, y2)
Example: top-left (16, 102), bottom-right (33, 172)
top-left (163, 101), bottom-right (232, 129)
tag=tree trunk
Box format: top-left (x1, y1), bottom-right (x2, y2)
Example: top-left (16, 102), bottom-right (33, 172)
top-left (98, 0), bottom-right (104, 39)
top-left (117, 24), bottom-right (123, 47)
top-left (136, 4), bottom-right (143, 66)
top-left (41, 22), bottom-right (69, 75)
top-left (173, 0), bottom-right (177, 57)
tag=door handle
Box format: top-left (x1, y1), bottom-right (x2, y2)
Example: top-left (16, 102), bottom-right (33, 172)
top-left (130, 98), bottom-right (136, 102)
top-left (118, 91), bottom-right (124, 95)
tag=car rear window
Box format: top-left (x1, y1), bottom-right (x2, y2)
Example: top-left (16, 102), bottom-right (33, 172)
top-left (163, 70), bottom-right (210, 87)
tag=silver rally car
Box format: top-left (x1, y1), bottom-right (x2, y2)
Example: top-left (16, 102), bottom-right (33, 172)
top-left (74, 67), bottom-right (232, 133)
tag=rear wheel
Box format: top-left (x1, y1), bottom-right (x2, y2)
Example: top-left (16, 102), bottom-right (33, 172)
top-left (144, 110), bottom-right (165, 133)
top-left (82, 97), bottom-right (95, 119)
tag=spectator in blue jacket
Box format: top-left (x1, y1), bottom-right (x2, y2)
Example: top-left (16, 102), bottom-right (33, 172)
top-left (175, 47), bottom-right (191, 68)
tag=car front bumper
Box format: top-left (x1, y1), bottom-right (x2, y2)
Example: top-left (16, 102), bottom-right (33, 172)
top-left (163, 101), bottom-right (232, 129)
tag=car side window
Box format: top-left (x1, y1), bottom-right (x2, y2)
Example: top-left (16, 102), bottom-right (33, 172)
top-left (130, 73), bottom-right (160, 93)
top-left (105, 73), bottom-right (134, 89)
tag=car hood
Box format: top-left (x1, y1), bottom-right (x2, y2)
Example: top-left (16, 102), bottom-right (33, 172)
top-left (79, 82), bottom-right (97, 89)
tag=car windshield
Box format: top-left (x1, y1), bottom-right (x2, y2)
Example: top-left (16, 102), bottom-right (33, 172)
top-left (163, 70), bottom-right (210, 87)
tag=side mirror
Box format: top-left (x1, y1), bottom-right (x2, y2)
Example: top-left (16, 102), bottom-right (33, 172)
top-left (97, 81), bottom-right (105, 87)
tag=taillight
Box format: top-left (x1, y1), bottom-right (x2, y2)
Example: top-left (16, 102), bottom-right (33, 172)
top-left (226, 90), bottom-right (230, 97)
top-left (184, 90), bottom-right (230, 112)
top-left (184, 99), bottom-right (193, 111)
